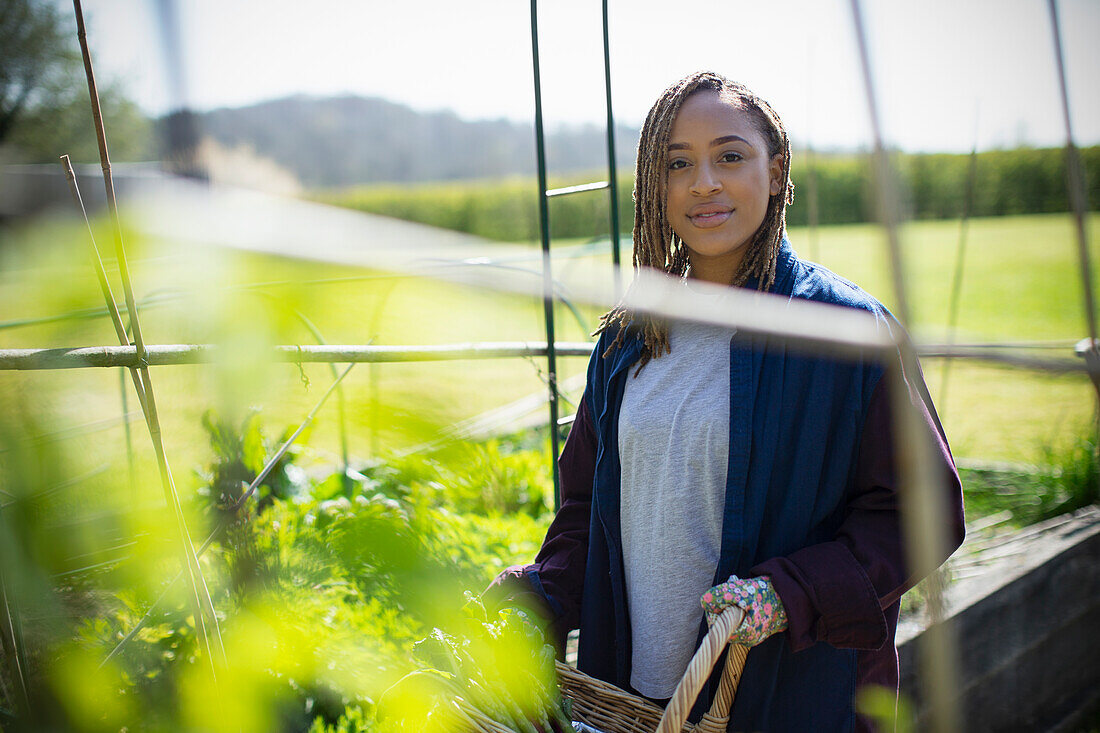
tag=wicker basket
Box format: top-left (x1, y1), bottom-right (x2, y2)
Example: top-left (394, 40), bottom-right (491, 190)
top-left (455, 606), bottom-right (748, 733)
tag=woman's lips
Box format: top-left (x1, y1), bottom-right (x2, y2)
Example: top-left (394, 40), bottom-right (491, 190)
top-left (690, 209), bottom-right (732, 228)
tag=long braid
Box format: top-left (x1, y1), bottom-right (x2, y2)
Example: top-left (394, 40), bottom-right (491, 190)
top-left (595, 72), bottom-right (795, 372)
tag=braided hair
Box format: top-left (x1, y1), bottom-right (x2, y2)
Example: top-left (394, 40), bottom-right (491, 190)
top-left (596, 71), bottom-right (795, 371)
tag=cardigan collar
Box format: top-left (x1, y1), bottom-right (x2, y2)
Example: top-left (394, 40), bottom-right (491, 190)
top-left (743, 235), bottom-right (797, 295)
top-left (611, 235), bottom-right (798, 359)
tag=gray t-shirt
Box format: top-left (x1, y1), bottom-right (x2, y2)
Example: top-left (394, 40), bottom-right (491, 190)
top-left (618, 314), bottom-right (732, 698)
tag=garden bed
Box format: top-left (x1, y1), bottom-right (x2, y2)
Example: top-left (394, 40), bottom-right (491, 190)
top-left (898, 504), bottom-right (1100, 732)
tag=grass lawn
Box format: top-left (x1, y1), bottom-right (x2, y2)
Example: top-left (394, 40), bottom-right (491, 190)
top-left (795, 213), bottom-right (1097, 465)
top-left (0, 210), bottom-right (1095, 513)
top-left (554, 213), bottom-right (1097, 464)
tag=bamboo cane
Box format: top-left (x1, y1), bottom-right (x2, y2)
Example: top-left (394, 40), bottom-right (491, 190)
top-left (804, 39), bottom-right (821, 264)
top-left (850, 1), bottom-right (960, 730)
top-left (1047, 0), bottom-right (1098, 349)
top-left (1047, 0), bottom-right (1100, 480)
top-left (100, 364), bottom-right (354, 668)
top-left (938, 116), bottom-right (981, 416)
top-left (849, 0), bottom-right (913, 331)
top-left (60, 155), bottom-right (149, 414)
top-left (1, 465), bottom-right (111, 509)
top-left (1, 341), bottom-right (1089, 376)
top-left (119, 369), bottom-right (136, 498)
top-left (0, 292), bottom-right (182, 332)
top-left (367, 279), bottom-right (400, 457)
top-left (0, 549), bottom-right (30, 713)
top-left (70, 0), bottom-right (225, 674)
top-left (61, 154), bottom-right (222, 670)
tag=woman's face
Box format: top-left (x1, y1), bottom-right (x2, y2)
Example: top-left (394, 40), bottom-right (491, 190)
top-left (665, 90), bottom-right (783, 284)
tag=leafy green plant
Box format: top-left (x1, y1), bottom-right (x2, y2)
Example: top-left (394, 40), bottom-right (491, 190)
top-left (196, 409), bottom-right (308, 516)
top-left (425, 439), bottom-right (553, 518)
top-left (325, 435), bottom-right (554, 519)
top-left (195, 409), bottom-right (310, 596)
top-left (377, 598), bottom-right (567, 732)
top-left (1037, 433), bottom-right (1099, 518)
top-left (308, 705), bottom-right (372, 733)
top-left (959, 431), bottom-right (1099, 527)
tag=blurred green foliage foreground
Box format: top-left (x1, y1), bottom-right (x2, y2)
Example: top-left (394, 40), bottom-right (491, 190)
top-left (0, 201), bottom-right (1094, 730)
top-left (0, 403), bottom-right (555, 732)
top-left (3, 407), bottom-right (1096, 731)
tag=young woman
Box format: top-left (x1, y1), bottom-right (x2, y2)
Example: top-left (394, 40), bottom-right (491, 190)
top-left (486, 71), bottom-right (964, 732)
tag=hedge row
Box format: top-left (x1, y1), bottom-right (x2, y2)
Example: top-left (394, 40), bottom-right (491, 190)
top-left (314, 175), bottom-right (619, 243)
top-left (315, 146), bottom-right (1099, 242)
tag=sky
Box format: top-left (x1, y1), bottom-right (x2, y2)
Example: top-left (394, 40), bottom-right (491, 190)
top-left (73, 0), bottom-right (1100, 153)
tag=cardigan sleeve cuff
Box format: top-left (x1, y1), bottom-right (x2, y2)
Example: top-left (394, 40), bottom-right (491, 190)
top-left (751, 540), bottom-right (889, 653)
top-left (482, 565), bottom-right (567, 648)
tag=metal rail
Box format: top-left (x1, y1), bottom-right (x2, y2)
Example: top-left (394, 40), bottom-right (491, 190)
top-left (0, 342), bottom-right (1090, 376)
top-left (938, 125), bottom-right (981, 415)
top-left (529, 0), bottom-right (561, 506)
top-left (1048, 0), bottom-right (1097, 350)
top-left (529, 0), bottom-right (622, 508)
top-left (0, 343), bottom-right (596, 370)
top-left (601, 0), bottom-right (623, 294)
top-left (850, 1), bottom-right (956, 727)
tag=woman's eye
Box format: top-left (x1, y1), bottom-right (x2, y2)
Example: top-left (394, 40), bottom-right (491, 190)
top-left (720, 151), bottom-right (743, 163)
top-left (668, 158), bottom-right (689, 170)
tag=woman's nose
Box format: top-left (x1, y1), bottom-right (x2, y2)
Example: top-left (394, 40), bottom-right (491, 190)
top-left (689, 163), bottom-right (721, 195)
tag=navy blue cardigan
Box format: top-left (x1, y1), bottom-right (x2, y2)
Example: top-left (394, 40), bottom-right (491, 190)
top-left (488, 241), bottom-right (964, 732)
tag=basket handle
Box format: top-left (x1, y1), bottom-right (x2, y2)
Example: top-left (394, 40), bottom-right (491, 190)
top-left (655, 606), bottom-right (749, 733)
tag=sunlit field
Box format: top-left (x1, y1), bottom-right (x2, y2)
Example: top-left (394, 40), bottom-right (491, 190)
top-left (1, 211), bottom-right (1093, 492)
top-left (563, 212), bottom-right (1096, 465)
top-left (793, 214), bottom-right (1096, 465)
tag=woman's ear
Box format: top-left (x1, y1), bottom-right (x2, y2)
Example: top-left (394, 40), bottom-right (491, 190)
top-left (768, 154), bottom-right (784, 196)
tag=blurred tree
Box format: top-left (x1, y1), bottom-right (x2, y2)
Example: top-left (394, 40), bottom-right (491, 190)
top-left (0, 0), bottom-right (152, 162)
top-left (0, 0), bottom-right (72, 142)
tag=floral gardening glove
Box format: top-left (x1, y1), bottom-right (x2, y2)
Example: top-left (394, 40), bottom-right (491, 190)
top-left (700, 574), bottom-right (788, 647)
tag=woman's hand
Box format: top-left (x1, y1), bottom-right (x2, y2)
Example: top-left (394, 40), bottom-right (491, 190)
top-left (700, 574), bottom-right (789, 647)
